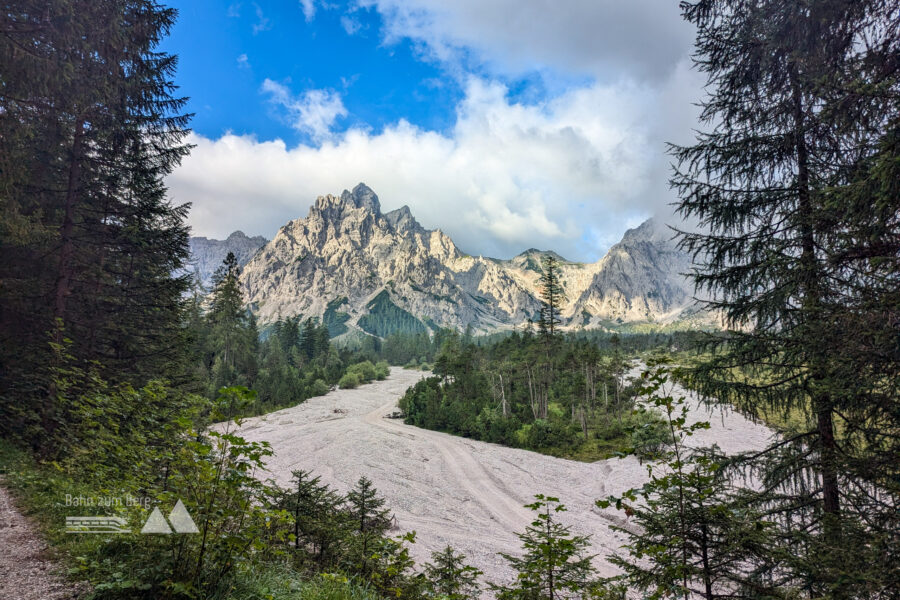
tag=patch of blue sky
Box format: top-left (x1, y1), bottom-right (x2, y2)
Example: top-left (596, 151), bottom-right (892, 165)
top-left (159, 0), bottom-right (580, 146)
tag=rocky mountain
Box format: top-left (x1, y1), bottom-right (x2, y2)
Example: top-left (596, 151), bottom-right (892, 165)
top-left (188, 230), bottom-right (268, 289)
top-left (234, 183), bottom-right (702, 336)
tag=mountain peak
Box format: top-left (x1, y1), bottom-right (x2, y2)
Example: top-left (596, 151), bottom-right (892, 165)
top-left (619, 218), bottom-right (671, 245)
top-left (385, 205), bottom-right (424, 234)
top-left (340, 182), bottom-right (381, 214)
top-left (516, 248), bottom-right (569, 262)
top-left (227, 186), bottom-right (700, 332)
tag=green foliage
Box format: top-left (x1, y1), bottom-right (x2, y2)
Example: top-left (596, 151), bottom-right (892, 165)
top-left (374, 361), bottom-right (390, 380)
top-left (537, 256), bottom-right (565, 336)
top-left (344, 477), bottom-right (392, 576)
top-left (597, 366), bottom-right (778, 600)
top-left (671, 1), bottom-right (900, 595)
top-left (399, 331), bottom-right (660, 460)
top-left (423, 546), bottom-right (482, 600)
top-left (347, 361), bottom-right (378, 383)
top-left (491, 495), bottom-right (597, 600)
top-left (339, 372), bottom-right (361, 389)
top-left (358, 291), bottom-right (427, 338)
top-left (187, 261), bottom-right (389, 418)
top-left (0, 0), bottom-right (192, 449)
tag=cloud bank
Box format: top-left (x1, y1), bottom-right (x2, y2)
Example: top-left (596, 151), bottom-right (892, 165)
top-left (170, 64), bottom-right (701, 261)
top-left (359, 0), bottom-right (695, 82)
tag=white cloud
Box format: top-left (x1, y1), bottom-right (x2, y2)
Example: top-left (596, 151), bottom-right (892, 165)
top-left (357, 0), bottom-right (695, 82)
top-left (299, 0), bottom-right (316, 22)
top-left (170, 69), bottom-right (701, 262)
top-left (251, 3), bottom-right (271, 34)
top-left (236, 53), bottom-right (250, 69)
top-left (261, 80), bottom-right (348, 141)
top-left (341, 15), bottom-right (363, 35)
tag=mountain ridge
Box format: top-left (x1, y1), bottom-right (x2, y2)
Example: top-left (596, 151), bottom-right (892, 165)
top-left (204, 183), bottom-right (703, 335)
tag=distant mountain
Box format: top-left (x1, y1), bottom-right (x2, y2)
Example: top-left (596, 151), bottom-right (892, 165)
top-left (188, 230), bottom-right (268, 290)
top-left (234, 183), bottom-right (704, 335)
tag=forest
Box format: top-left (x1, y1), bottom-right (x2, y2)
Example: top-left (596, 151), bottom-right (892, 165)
top-left (1, 1), bottom-right (898, 600)
top-left (399, 328), bottom-right (673, 461)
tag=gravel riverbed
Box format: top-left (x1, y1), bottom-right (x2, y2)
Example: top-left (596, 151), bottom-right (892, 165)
top-left (226, 366), bottom-right (775, 586)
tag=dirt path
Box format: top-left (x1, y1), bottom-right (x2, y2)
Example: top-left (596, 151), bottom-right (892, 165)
top-left (225, 366), bottom-right (775, 586)
top-left (0, 478), bottom-right (89, 600)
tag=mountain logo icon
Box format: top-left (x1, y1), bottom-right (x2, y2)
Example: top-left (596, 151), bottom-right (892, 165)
top-left (140, 500), bottom-right (199, 534)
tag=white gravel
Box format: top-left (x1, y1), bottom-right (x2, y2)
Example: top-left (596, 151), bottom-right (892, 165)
top-left (226, 366), bottom-right (775, 587)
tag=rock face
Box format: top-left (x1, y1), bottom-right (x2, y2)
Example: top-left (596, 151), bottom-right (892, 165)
top-left (237, 183), bottom-right (701, 334)
top-left (188, 230), bottom-right (268, 290)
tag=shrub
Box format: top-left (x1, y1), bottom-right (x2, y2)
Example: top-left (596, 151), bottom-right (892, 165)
top-left (309, 378), bottom-right (330, 397)
top-left (374, 361), bottom-right (390, 380)
top-left (629, 408), bottom-right (672, 461)
top-left (339, 372), bottom-right (361, 389)
top-left (347, 361), bottom-right (377, 383)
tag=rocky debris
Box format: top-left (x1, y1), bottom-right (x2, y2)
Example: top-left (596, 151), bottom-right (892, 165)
top-left (223, 366), bottom-right (775, 588)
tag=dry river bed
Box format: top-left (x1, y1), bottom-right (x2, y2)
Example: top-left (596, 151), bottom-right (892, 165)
top-left (225, 366), bottom-right (774, 586)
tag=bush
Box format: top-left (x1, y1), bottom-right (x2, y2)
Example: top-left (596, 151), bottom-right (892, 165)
top-left (309, 378), bottom-right (330, 397)
top-left (347, 361), bottom-right (377, 383)
top-left (339, 372), bottom-right (361, 389)
top-left (526, 419), bottom-right (582, 451)
top-left (374, 361), bottom-right (390, 380)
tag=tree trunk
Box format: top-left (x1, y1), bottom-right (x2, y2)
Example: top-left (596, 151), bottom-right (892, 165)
top-left (52, 116), bottom-right (86, 339)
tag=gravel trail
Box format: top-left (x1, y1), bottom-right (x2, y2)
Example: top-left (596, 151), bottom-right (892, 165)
top-left (0, 478), bottom-right (89, 600)
top-left (226, 366), bottom-right (775, 586)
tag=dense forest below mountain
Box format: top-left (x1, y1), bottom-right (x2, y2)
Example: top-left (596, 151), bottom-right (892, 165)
top-left (400, 332), bottom-right (670, 461)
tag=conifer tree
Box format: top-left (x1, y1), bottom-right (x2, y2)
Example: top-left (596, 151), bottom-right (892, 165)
top-left (424, 546), bottom-right (483, 600)
top-left (207, 252), bottom-right (257, 394)
top-left (673, 0), bottom-right (899, 595)
top-left (538, 256), bottom-right (564, 336)
top-left (345, 476), bottom-right (392, 575)
top-left (492, 495), bottom-right (596, 600)
top-left (599, 366), bottom-right (780, 599)
top-left (0, 1), bottom-right (191, 446)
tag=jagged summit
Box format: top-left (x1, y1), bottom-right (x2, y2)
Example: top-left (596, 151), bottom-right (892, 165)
top-left (620, 217), bottom-right (672, 245)
top-left (513, 248), bottom-right (571, 263)
top-left (341, 182), bottom-right (381, 213)
top-left (384, 205), bottom-right (425, 235)
top-left (188, 230), bottom-right (267, 289)
top-left (229, 185), bottom-right (701, 335)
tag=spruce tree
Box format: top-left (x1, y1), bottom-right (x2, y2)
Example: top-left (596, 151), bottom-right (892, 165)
top-left (492, 495), bottom-right (597, 600)
top-left (423, 546), bottom-right (483, 600)
top-left (207, 252), bottom-right (257, 395)
top-left (673, 0), bottom-right (899, 595)
top-left (0, 1), bottom-right (191, 448)
top-left (345, 476), bottom-right (391, 575)
top-left (599, 366), bottom-right (780, 599)
top-left (538, 256), bottom-right (564, 336)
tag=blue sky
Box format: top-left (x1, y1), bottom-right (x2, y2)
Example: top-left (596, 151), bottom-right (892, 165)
top-left (163, 1), bottom-right (464, 143)
top-left (164, 0), bottom-right (702, 262)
